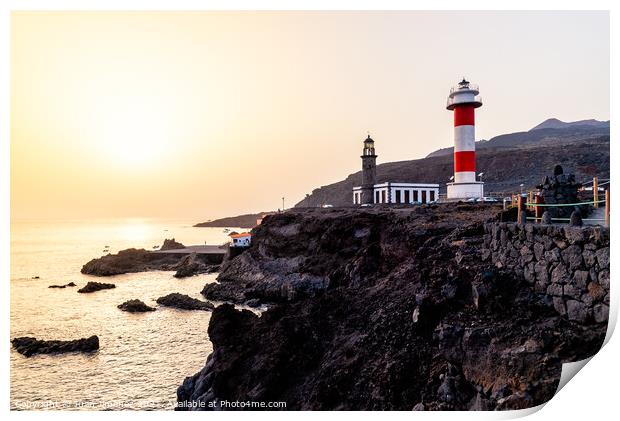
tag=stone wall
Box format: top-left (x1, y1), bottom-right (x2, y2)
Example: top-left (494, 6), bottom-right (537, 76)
top-left (481, 222), bottom-right (610, 325)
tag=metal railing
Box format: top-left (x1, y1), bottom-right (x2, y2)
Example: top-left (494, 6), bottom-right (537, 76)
top-left (512, 189), bottom-right (609, 227)
top-left (449, 83), bottom-right (479, 95)
top-left (446, 95), bottom-right (482, 108)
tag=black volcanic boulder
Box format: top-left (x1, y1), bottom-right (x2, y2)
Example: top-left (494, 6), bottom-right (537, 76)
top-left (174, 253), bottom-right (220, 278)
top-left (78, 281), bottom-right (116, 293)
top-left (117, 299), bottom-right (156, 313)
top-left (156, 293), bottom-right (214, 311)
top-left (161, 238), bottom-right (185, 251)
top-left (48, 282), bottom-right (77, 289)
top-left (11, 335), bottom-right (99, 357)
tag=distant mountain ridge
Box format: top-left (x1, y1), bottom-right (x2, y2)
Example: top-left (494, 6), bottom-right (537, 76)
top-left (426, 118), bottom-right (609, 158)
top-left (530, 118), bottom-right (609, 131)
top-left (294, 117), bottom-right (609, 208)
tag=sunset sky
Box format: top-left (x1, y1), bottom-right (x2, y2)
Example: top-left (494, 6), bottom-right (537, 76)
top-left (11, 11), bottom-right (609, 220)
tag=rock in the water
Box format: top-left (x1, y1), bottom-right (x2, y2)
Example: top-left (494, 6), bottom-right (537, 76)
top-left (156, 293), bottom-right (214, 311)
top-left (78, 281), bottom-right (116, 293)
top-left (161, 238), bottom-right (185, 251)
top-left (48, 282), bottom-right (77, 289)
top-left (11, 335), bottom-right (99, 357)
top-left (117, 299), bottom-right (156, 313)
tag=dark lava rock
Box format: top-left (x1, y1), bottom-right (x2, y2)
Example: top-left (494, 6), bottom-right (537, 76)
top-left (117, 299), bottom-right (156, 313)
top-left (174, 253), bottom-right (219, 278)
top-left (569, 211), bottom-right (583, 227)
top-left (156, 293), bottom-right (214, 311)
top-left (48, 282), bottom-right (77, 289)
top-left (12, 335), bottom-right (99, 357)
top-left (81, 247), bottom-right (222, 277)
top-left (541, 211), bottom-right (552, 224)
top-left (81, 248), bottom-right (175, 276)
top-left (201, 281), bottom-right (247, 304)
top-left (78, 281), bottom-right (116, 293)
top-left (161, 238), bottom-right (185, 251)
top-left (244, 298), bottom-right (262, 308)
top-left (177, 205), bottom-right (606, 411)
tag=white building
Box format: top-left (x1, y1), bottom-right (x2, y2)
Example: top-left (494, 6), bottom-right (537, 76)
top-left (230, 232), bottom-right (252, 247)
top-left (353, 182), bottom-right (439, 205)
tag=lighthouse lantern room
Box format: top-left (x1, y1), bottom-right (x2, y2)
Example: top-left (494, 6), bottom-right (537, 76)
top-left (446, 79), bottom-right (484, 199)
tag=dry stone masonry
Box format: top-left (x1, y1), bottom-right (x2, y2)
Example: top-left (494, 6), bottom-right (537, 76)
top-left (481, 222), bottom-right (609, 325)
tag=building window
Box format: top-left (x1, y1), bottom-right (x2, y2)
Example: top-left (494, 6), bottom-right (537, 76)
top-left (422, 190), bottom-right (427, 203)
top-left (381, 190), bottom-right (386, 203)
top-left (395, 190), bottom-right (401, 203)
top-left (404, 190), bottom-right (410, 203)
top-left (413, 190), bottom-right (419, 202)
top-left (430, 190), bottom-right (435, 202)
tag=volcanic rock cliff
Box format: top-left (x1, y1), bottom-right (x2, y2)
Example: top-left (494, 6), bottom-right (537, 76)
top-left (179, 205), bottom-right (607, 411)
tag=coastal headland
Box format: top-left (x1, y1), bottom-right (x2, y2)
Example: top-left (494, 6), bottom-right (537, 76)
top-left (178, 203), bottom-right (608, 410)
top-left (81, 244), bottom-right (224, 278)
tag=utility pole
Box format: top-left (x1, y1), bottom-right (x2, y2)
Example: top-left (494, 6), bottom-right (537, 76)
top-left (282, 196), bottom-right (285, 211)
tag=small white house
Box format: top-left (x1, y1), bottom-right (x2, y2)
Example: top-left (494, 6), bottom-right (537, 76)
top-left (353, 182), bottom-right (440, 205)
top-left (230, 232), bottom-right (252, 247)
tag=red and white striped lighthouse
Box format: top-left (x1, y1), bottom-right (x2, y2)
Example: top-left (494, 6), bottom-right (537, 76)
top-left (446, 78), bottom-right (484, 199)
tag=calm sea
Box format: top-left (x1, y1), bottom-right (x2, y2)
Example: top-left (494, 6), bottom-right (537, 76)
top-left (10, 218), bottom-right (237, 410)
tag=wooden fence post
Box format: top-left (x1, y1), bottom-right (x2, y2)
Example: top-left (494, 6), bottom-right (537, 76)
top-left (605, 189), bottom-right (610, 227)
top-left (535, 194), bottom-right (543, 223)
top-left (593, 176), bottom-right (599, 208)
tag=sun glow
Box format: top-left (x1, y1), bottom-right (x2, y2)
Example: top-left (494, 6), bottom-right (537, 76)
top-left (117, 219), bottom-right (152, 244)
top-left (91, 95), bottom-right (175, 168)
top-left (11, 12), bottom-right (610, 220)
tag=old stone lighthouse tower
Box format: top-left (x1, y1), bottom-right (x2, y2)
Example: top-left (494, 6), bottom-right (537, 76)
top-left (360, 134), bottom-right (377, 204)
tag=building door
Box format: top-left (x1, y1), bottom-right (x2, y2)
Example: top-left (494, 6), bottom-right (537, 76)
top-left (430, 190), bottom-right (435, 202)
top-left (375, 190), bottom-right (380, 203)
top-left (404, 190), bottom-right (410, 203)
top-left (381, 190), bottom-right (386, 203)
top-left (413, 190), bottom-right (419, 202)
top-left (422, 190), bottom-right (427, 203)
top-left (395, 190), bottom-right (401, 203)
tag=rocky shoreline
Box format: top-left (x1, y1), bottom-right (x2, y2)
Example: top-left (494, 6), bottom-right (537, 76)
top-left (81, 242), bottom-right (221, 277)
top-left (177, 204), bottom-right (608, 411)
